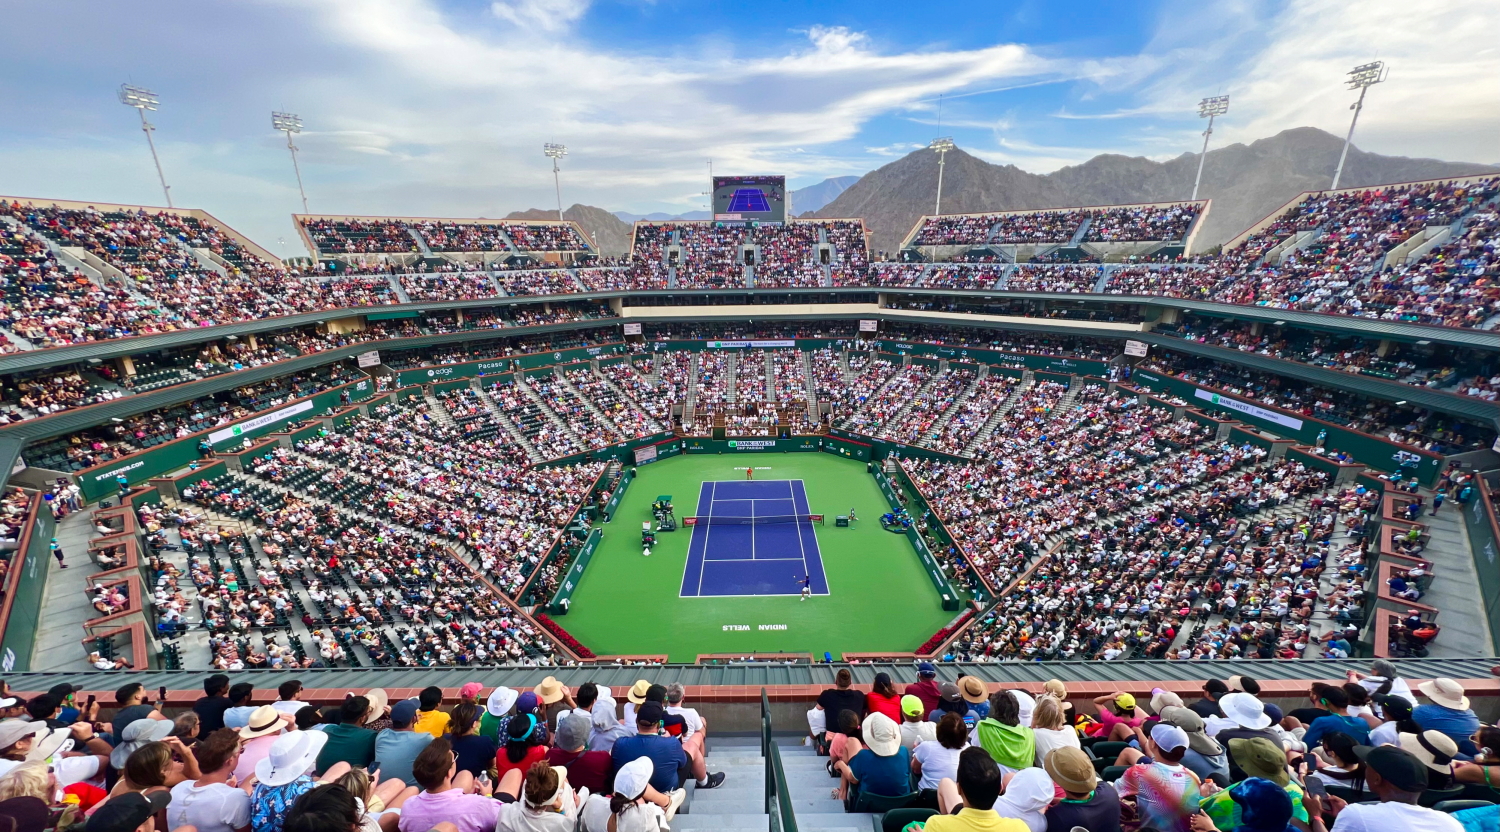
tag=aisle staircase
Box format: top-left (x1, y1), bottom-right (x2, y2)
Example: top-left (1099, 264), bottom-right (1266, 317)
top-left (472, 385), bottom-right (544, 462)
top-left (676, 738), bottom-right (769, 832)
top-left (961, 377), bottom-right (1033, 456)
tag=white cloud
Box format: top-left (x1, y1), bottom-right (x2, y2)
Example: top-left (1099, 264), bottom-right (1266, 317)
top-left (491, 0), bottom-right (591, 31)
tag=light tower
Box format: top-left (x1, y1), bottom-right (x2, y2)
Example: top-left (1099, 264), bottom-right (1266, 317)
top-left (118, 84), bottom-right (173, 207)
top-left (1191, 95), bottom-right (1229, 201)
top-left (930, 137), bottom-right (955, 215)
top-left (1330, 61), bottom-right (1387, 191)
top-left (272, 112), bottom-right (310, 214)
top-left (544, 143), bottom-right (568, 222)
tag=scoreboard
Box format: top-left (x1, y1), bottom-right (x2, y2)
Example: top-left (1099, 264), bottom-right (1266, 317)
top-left (712, 175), bottom-right (786, 224)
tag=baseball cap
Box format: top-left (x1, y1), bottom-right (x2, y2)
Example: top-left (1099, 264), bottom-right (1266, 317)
top-left (459, 682), bottom-right (484, 700)
top-left (916, 662), bottom-right (937, 677)
top-left (635, 702), bottom-right (666, 725)
top-left (1150, 723), bottom-right (1189, 753)
top-left (1354, 745), bottom-right (1429, 793)
top-left (391, 700), bottom-right (420, 727)
top-left (556, 713), bottom-right (591, 750)
top-left (86, 791), bottom-right (171, 832)
top-left (47, 683), bottom-right (82, 701)
top-left (900, 695), bottom-right (925, 717)
top-left (1115, 692), bottom-right (1136, 710)
top-left (938, 682), bottom-right (962, 703)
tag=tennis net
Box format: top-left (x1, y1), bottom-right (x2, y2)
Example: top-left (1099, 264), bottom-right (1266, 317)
top-left (684, 514), bottom-right (824, 527)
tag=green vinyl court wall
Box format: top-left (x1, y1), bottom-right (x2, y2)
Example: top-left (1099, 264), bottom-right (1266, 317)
top-left (1128, 370), bottom-right (1443, 485)
top-left (547, 528), bottom-right (603, 615)
top-left (1464, 480), bottom-right (1500, 653)
top-left (872, 470), bottom-right (963, 611)
top-left (72, 378), bottom-right (377, 503)
top-left (0, 495), bottom-right (55, 672)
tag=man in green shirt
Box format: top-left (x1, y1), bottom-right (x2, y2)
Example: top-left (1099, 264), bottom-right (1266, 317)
top-left (479, 686), bottom-right (518, 741)
top-left (315, 695), bottom-right (377, 773)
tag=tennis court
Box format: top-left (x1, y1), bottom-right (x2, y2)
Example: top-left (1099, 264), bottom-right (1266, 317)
top-left (679, 479), bottom-right (829, 597)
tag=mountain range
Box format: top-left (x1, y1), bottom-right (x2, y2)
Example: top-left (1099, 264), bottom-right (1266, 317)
top-left (509, 127), bottom-right (1495, 257)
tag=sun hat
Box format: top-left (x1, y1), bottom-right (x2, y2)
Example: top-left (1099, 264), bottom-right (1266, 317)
top-left (1043, 679), bottom-right (1067, 699)
top-left (27, 728), bottom-right (74, 763)
top-left (863, 712), bottom-right (901, 757)
top-left (0, 720), bottom-right (46, 750)
top-left (1354, 744), bottom-right (1429, 792)
top-left (239, 705), bottom-right (285, 740)
top-left (1159, 706), bottom-right (1221, 756)
top-left (534, 676), bottom-right (566, 705)
top-left (1010, 689), bottom-right (1036, 727)
top-left (1044, 746), bottom-right (1097, 793)
top-left (1228, 777), bottom-right (1295, 832)
top-left (1150, 723), bottom-right (1190, 753)
top-left (109, 718), bottom-right (175, 769)
top-left (1150, 688), bottom-right (1184, 713)
top-left (391, 700), bottom-right (420, 727)
top-left (1399, 730), bottom-right (1458, 773)
top-left (959, 677), bottom-right (988, 704)
top-left (900, 695), bottom-right (925, 718)
top-left (1220, 692), bottom-right (1272, 730)
top-left (1417, 678), bottom-right (1469, 710)
top-left (487, 686), bottom-right (519, 717)
top-left (594, 685), bottom-right (612, 701)
top-left (613, 755), bottom-right (653, 801)
top-left (1227, 738), bottom-right (1289, 787)
top-left (363, 689), bottom-right (390, 725)
top-left (85, 790), bottom-right (171, 832)
top-left (626, 680), bottom-right (652, 705)
top-left (255, 730), bottom-right (329, 787)
top-left (938, 682), bottom-right (963, 703)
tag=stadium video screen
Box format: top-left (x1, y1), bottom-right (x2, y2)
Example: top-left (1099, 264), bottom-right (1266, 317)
top-left (712, 175), bottom-right (787, 223)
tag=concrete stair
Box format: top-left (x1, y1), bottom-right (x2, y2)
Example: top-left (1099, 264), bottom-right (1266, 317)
top-left (676, 738), bottom-right (769, 832)
top-left (777, 741), bottom-right (879, 832)
top-left (961, 377), bottom-right (1034, 456)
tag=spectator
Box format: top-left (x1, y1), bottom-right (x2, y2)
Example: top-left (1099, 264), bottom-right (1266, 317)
top-left (447, 702), bottom-right (498, 781)
top-left (481, 687), bottom-right (519, 743)
top-left (1115, 723), bottom-right (1203, 832)
top-left (1030, 694), bottom-right (1081, 767)
top-left (316, 696), bottom-right (377, 773)
top-left (1413, 679), bottom-right (1480, 755)
top-left (546, 713), bottom-right (611, 795)
top-left (251, 731), bottom-right (349, 832)
top-left (414, 687), bottom-right (450, 739)
top-left (1369, 695), bottom-right (1420, 748)
top-left (589, 700), bottom-right (630, 756)
top-left (906, 663), bottom-right (942, 715)
top-left (224, 683), bottom-right (259, 730)
top-left (332, 765), bottom-right (419, 832)
top-left (111, 683), bottom-right (167, 738)
top-left (108, 719), bottom-right (176, 772)
top-left (533, 677), bottom-right (571, 734)
top-left (237, 705), bottom-right (290, 784)
top-left (194, 674), bottom-right (233, 739)
top-left (398, 739), bottom-right (502, 832)
top-left (458, 683), bottom-right (484, 706)
top-left (923, 747), bottom-right (1028, 832)
top-left (1093, 692), bottom-right (1147, 742)
top-left (580, 756), bottom-right (669, 832)
top-left (1298, 687), bottom-right (1372, 748)
top-left (912, 712), bottom-right (968, 794)
top-left (993, 768), bottom-right (1056, 832)
top-left (976, 692), bottom-right (1034, 776)
top-left (1302, 745), bottom-right (1461, 832)
top-left (835, 712), bottom-right (909, 803)
top-left (84, 791), bottom-right (172, 832)
top-left (1453, 726), bottom-right (1500, 785)
top-left (1347, 661), bottom-right (1417, 707)
top-left (272, 681), bottom-right (306, 716)
top-left (374, 701), bottom-right (433, 790)
top-left (1224, 778), bottom-right (1297, 832)
top-left (899, 696), bottom-right (936, 750)
top-left (172, 712), bottom-right (202, 745)
top-left (281, 783), bottom-right (366, 832)
top-left (1190, 680), bottom-right (1231, 720)
top-left (1398, 730), bottom-right (1458, 790)
top-left (867, 673), bottom-right (903, 722)
top-left (1211, 694), bottom-right (1282, 782)
top-left (167, 728), bottom-right (253, 832)
top-left (663, 684), bottom-right (706, 751)
top-left (959, 679), bottom-right (990, 721)
top-left (1158, 707), bottom-right (1228, 783)
top-left (496, 713), bottom-right (549, 780)
top-left (611, 702), bottom-right (724, 793)
top-left (928, 683), bottom-right (969, 724)
top-left (817, 669), bottom-right (867, 721)
top-left (1198, 738), bottom-right (1308, 830)
top-left (495, 760), bottom-right (582, 832)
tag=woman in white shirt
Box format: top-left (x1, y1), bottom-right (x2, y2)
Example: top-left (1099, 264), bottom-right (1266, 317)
top-left (582, 757), bottom-right (667, 832)
top-left (1029, 694), bottom-right (1081, 767)
top-left (911, 713), bottom-right (969, 792)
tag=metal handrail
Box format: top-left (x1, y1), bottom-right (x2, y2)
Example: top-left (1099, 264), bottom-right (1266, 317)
top-left (761, 688), bottom-right (799, 832)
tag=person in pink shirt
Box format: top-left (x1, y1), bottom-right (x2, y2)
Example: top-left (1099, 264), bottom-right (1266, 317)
top-left (1092, 691), bottom-right (1147, 741)
top-left (398, 738), bottom-right (510, 832)
top-left (237, 705), bottom-right (292, 782)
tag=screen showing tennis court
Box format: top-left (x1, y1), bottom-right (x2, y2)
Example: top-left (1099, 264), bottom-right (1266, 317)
top-left (712, 175), bottom-right (786, 223)
top-left (680, 479), bottom-right (828, 597)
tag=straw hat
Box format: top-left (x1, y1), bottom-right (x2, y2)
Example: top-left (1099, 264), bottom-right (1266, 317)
top-left (626, 680), bottom-right (652, 705)
top-left (239, 705), bottom-right (286, 740)
top-left (958, 677), bottom-right (988, 704)
top-left (534, 676), bottom-right (566, 705)
top-left (363, 689), bottom-right (390, 725)
top-left (1399, 730), bottom-right (1458, 773)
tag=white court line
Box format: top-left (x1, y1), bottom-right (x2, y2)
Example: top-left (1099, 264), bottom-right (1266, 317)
top-left (750, 489), bottom-right (757, 560)
top-left (789, 480), bottom-right (810, 588)
top-left (695, 480), bottom-right (716, 597)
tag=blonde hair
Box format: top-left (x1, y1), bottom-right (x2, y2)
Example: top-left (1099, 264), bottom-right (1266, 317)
top-left (0, 762), bottom-right (51, 802)
top-left (334, 767), bottom-right (372, 801)
top-left (1032, 694), bottom-right (1066, 731)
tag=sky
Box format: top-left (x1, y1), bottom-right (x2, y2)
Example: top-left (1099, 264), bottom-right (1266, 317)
top-left (0, 0), bottom-right (1496, 255)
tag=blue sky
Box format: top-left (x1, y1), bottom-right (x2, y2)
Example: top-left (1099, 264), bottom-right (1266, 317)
top-left (0, 0), bottom-right (1495, 254)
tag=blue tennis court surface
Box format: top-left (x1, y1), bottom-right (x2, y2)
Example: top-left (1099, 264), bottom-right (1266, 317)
top-left (726, 188), bottom-right (772, 213)
top-left (679, 479), bottom-right (829, 597)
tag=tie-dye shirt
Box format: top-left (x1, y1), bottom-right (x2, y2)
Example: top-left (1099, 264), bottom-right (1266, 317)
top-left (1117, 761), bottom-right (1202, 832)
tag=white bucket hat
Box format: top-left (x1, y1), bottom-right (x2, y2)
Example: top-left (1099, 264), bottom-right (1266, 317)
top-left (255, 730), bottom-right (329, 787)
top-left (1219, 692), bottom-right (1271, 730)
top-left (1418, 678), bottom-right (1469, 711)
top-left (487, 686), bottom-right (520, 717)
top-left (109, 718), bottom-right (175, 769)
top-left (862, 712), bottom-right (901, 757)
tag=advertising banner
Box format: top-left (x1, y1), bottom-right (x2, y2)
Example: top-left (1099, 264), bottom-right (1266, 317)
top-left (1193, 389), bottom-right (1304, 431)
top-left (623, 322), bottom-right (643, 335)
top-left (356, 350), bottom-right (382, 368)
